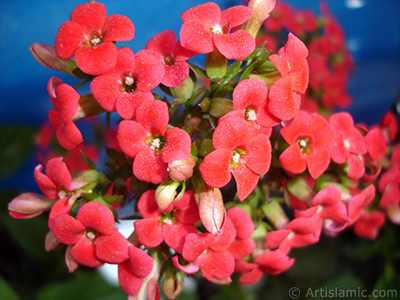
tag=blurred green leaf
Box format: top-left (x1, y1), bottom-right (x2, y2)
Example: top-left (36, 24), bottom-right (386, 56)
top-left (0, 276), bottom-right (20, 300)
top-left (0, 125), bottom-right (35, 178)
top-left (36, 270), bottom-right (126, 300)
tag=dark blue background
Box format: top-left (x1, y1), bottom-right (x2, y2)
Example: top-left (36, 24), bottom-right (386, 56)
top-left (1, 0), bottom-right (400, 190)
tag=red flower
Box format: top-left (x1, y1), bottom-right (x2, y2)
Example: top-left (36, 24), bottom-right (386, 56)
top-left (145, 30), bottom-right (198, 87)
top-left (268, 33), bottom-right (309, 122)
top-left (200, 116), bottom-right (271, 200)
top-left (353, 211), bottom-right (385, 240)
top-left (279, 111), bottom-right (334, 179)
top-left (117, 100), bottom-right (192, 184)
top-left (118, 246), bottom-right (154, 296)
top-left (134, 190), bottom-right (199, 253)
top-left (328, 112), bottom-right (367, 178)
top-left (51, 201), bottom-right (129, 267)
top-left (180, 2), bottom-right (255, 60)
top-left (90, 48), bottom-right (164, 120)
top-left (47, 77), bottom-right (83, 150)
top-left (55, 2), bottom-right (135, 75)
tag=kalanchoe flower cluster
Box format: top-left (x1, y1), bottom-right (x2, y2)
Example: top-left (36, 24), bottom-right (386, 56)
top-left (9, 1), bottom-right (400, 299)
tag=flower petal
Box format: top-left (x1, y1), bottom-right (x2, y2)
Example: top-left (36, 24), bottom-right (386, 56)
top-left (94, 229), bottom-right (129, 264)
top-left (162, 127), bottom-right (191, 163)
top-left (200, 148), bottom-right (232, 188)
top-left (213, 30), bottom-right (255, 61)
top-left (75, 42), bottom-right (117, 75)
top-left (133, 149), bottom-right (169, 184)
top-left (117, 120), bottom-right (149, 157)
top-left (134, 218), bottom-right (163, 248)
top-left (52, 214), bottom-right (85, 245)
top-left (76, 202), bottom-right (115, 235)
top-left (103, 15), bottom-right (135, 42)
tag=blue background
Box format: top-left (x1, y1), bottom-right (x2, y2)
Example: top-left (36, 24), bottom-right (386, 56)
top-left (0, 0), bottom-right (400, 191)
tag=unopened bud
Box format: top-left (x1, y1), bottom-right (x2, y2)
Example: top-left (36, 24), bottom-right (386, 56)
top-left (286, 176), bottom-right (314, 204)
top-left (155, 180), bottom-right (181, 210)
top-left (170, 76), bottom-right (195, 103)
top-left (45, 231), bottom-right (62, 252)
top-left (209, 97), bottom-right (234, 118)
top-left (168, 157), bottom-right (196, 182)
top-left (195, 186), bottom-right (226, 234)
top-left (261, 198), bottom-right (289, 229)
top-left (8, 193), bottom-right (54, 219)
top-left (243, 0), bottom-right (277, 38)
top-left (162, 270), bottom-right (184, 300)
top-left (29, 43), bottom-right (81, 77)
top-left (206, 49), bottom-right (227, 80)
top-left (73, 94), bottom-right (105, 122)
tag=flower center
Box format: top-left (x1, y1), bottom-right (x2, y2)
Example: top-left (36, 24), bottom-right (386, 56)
top-left (343, 139), bottom-right (350, 149)
top-left (245, 108), bottom-right (257, 121)
top-left (231, 148), bottom-right (246, 166)
top-left (296, 136), bottom-right (313, 154)
top-left (210, 24), bottom-right (223, 35)
top-left (85, 229), bottom-right (97, 241)
top-left (123, 75), bottom-right (137, 93)
top-left (164, 56), bottom-right (174, 66)
top-left (147, 135), bottom-right (166, 154)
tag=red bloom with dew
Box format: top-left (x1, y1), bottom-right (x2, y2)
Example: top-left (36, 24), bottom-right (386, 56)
top-left (90, 48), bottom-right (164, 120)
top-left (134, 190), bottom-right (199, 253)
top-left (279, 111), bottom-right (334, 179)
top-left (200, 116), bottom-right (271, 200)
top-left (328, 112), bottom-right (367, 178)
top-left (268, 33), bottom-right (309, 123)
top-left (51, 201), bottom-right (129, 267)
top-left (145, 29), bottom-right (198, 87)
top-left (117, 99), bottom-right (192, 184)
top-left (180, 2), bottom-right (255, 60)
top-left (55, 2), bottom-right (135, 75)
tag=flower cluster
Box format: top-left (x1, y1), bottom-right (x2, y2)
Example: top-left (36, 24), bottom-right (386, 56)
top-left (9, 1), bottom-right (399, 299)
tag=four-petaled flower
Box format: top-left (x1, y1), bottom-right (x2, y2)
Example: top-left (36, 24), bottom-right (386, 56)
top-left (55, 2), bottom-right (135, 75)
top-left (51, 201), bottom-right (129, 267)
top-left (180, 2), bottom-right (255, 60)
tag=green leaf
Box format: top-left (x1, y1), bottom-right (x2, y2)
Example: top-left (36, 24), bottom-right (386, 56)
top-left (0, 126), bottom-right (35, 179)
top-left (188, 62), bottom-right (208, 78)
top-left (81, 151), bottom-right (97, 171)
top-left (0, 276), bottom-right (20, 300)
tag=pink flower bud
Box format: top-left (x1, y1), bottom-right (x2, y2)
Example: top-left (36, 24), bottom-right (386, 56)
top-left (45, 231), bottom-right (62, 252)
top-left (8, 193), bottom-right (54, 219)
top-left (168, 157), bottom-right (196, 182)
top-left (196, 186), bottom-right (226, 234)
top-left (29, 43), bottom-right (80, 77)
top-left (162, 270), bottom-right (184, 300)
top-left (155, 180), bottom-right (180, 210)
top-left (243, 0), bottom-right (277, 38)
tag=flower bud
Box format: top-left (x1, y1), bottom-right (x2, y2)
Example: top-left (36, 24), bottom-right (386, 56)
top-left (168, 157), bottom-right (196, 182)
top-left (206, 49), bottom-right (227, 80)
top-left (243, 0), bottom-right (277, 38)
top-left (209, 97), bottom-right (234, 118)
top-left (8, 193), bottom-right (54, 219)
top-left (162, 270), bottom-right (184, 300)
top-left (45, 231), bottom-right (62, 251)
top-left (29, 43), bottom-right (81, 77)
top-left (170, 75), bottom-right (195, 103)
top-left (195, 185), bottom-right (226, 234)
top-left (261, 198), bottom-right (289, 229)
top-left (155, 180), bottom-right (181, 210)
top-left (72, 94), bottom-right (105, 122)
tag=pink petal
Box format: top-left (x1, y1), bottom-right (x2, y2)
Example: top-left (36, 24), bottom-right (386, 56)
top-left (136, 100), bottom-right (168, 135)
top-left (55, 21), bottom-right (85, 59)
top-left (162, 127), bottom-right (191, 163)
top-left (173, 190), bottom-right (200, 224)
top-left (103, 15), bottom-right (135, 42)
top-left (213, 30), bottom-right (255, 60)
top-left (179, 20), bottom-right (215, 54)
top-left (228, 238), bottom-right (256, 260)
top-left (268, 77), bottom-right (300, 121)
top-left (71, 236), bottom-right (104, 267)
top-left (347, 153), bottom-right (365, 179)
top-left (48, 197), bottom-right (73, 230)
top-left (312, 184), bottom-right (342, 206)
top-left (213, 117), bottom-right (250, 150)
top-left (54, 121), bottom-right (83, 150)
top-left (227, 207), bottom-right (254, 239)
top-left (45, 157), bottom-right (71, 191)
top-left (199, 148), bottom-right (232, 188)
top-left (232, 78), bottom-right (268, 110)
top-left (256, 249), bottom-right (295, 275)
top-left (70, 2), bottom-right (106, 35)
top-left (171, 255), bottom-right (200, 274)
top-left (116, 90), bottom-right (154, 120)
top-left (75, 42), bottom-right (117, 75)
top-left (76, 202), bottom-right (115, 235)
top-left (134, 218), bottom-right (163, 248)
top-left (133, 149), bottom-right (169, 184)
top-left (328, 131), bottom-right (347, 164)
top-left (133, 50), bottom-right (165, 91)
top-left (145, 29), bottom-right (176, 58)
top-left (126, 246), bottom-right (154, 278)
top-left (117, 120), bottom-right (149, 157)
top-left (163, 223), bottom-right (198, 254)
top-left (306, 148), bottom-right (330, 179)
top-left (210, 217), bottom-right (236, 251)
top-left (265, 229), bottom-right (291, 249)
top-left (118, 263), bottom-right (144, 296)
top-left (162, 61), bottom-right (190, 87)
top-left (197, 249), bottom-right (235, 281)
top-left (181, 2), bottom-right (221, 27)
top-left (220, 6), bottom-right (254, 32)
top-left (90, 72), bottom-right (121, 112)
top-left (94, 229), bottom-right (129, 264)
top-left (54, 84), bottom-right (80, 123)
top-left (279, 143), bottom-right (307, 175)
top-left (137, 190), bottom-right (163, 218)
top-left (239, 266), bottom-right (264, 285)
top-left (34, 164), bottom-right (58, 199)
top-left (182, 233), bottom-right (215, 263)
top-left (244, 134), bottom-right (271, 175)
top-left (52, 214), bottom-right (85, 244)
top-left (231, 164), bottom-right (260, 200)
